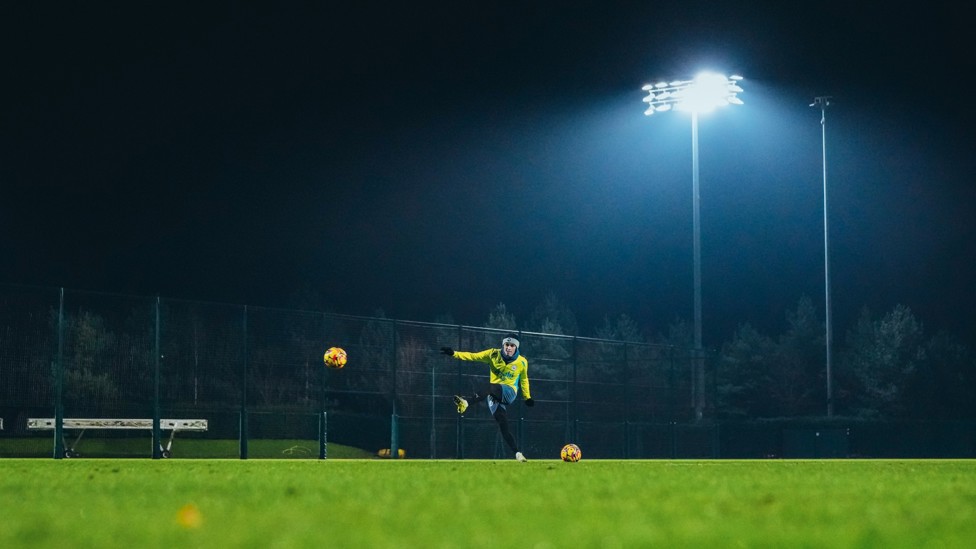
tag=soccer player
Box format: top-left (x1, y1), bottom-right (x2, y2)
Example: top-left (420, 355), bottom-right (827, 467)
top-left (440, 332), bottom-right (534, 462)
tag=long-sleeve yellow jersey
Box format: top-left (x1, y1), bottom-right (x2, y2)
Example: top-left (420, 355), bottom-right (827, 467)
top-left (453, 349), bottom-right (531, 400)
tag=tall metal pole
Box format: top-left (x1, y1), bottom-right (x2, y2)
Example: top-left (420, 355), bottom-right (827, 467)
top-left (691, 111), bottom-right (702, 352)
top-left (642, 73), bottom-right (744, 422)
top-left (691, 111), bottom-right (704, 421)
top-left (812, 96), bottom-right (833, 417)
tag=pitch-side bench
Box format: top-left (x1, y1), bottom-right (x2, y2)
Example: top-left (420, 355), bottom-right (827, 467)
top-left (27, 418), bottom-right (208, 458)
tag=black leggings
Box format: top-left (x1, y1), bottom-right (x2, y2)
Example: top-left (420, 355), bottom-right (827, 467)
top-left (467, 383), bottom-right (503, 405)
top-left (467, 384), bottom-right (518, 454)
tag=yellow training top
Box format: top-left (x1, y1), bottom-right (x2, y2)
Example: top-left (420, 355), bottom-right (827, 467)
top-left (453, 348), bottom-right (531, 400)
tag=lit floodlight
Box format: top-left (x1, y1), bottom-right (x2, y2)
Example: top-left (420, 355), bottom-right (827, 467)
top-left (640, 72), bottom-right (744, 116)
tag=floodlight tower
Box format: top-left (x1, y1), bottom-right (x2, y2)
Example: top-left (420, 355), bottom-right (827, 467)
top-left (641, 72), bottom-right (744, 420)
top-left (811, 95), bottom-right (834, 417)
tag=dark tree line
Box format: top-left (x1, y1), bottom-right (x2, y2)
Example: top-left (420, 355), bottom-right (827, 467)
top-left (479, 294), bottom-right (976, 421)
top-left (3, 287), bottom-right (973, 422)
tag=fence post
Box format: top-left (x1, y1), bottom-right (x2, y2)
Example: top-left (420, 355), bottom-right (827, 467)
top-left (623, 342), bottom-right (630, 459)
top-left (516, 330), bottom-right (525, 452)
top-left (572, 336), bottom-right (578, 443)
top-left (669, 345), bottom-right (677, 423)
top-left (390, 320), bottom-right (399, 459)
top-left (625, 421), bottom-right (630, 459)
top-left (152, 296), bottom-right (162, 459)
top-left (240, 305), bottom-right (248, 460)
top-left (320, 313), bottom-right (329, 460)
top-left (319, 412), bottom-right (328, 460)
top-left (430, 346), bottom-right (436, 459)
top-left (53, 287), bottom-right (65, 460)
top-left (456, 325), bottom-right (463, 459)
top-left (669, 346), bottom-right (677, 458)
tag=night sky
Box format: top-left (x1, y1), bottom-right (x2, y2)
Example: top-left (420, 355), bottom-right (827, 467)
top-left (3, 2), bottom-right (974, 345)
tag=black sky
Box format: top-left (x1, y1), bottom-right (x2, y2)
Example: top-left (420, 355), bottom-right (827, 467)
top-left (3, 2), bottom-right (975, 344)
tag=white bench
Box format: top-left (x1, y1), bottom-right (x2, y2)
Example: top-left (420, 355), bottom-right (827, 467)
top-left (27, 418), bottom-right (208, 458)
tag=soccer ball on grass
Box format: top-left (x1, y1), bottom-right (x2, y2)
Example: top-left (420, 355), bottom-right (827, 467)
top-left (323, 347), bottom-right (348, 369)
top-left (561, 443), bottom-right (582, 462)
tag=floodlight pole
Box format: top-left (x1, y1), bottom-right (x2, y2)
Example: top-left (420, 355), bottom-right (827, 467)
top-left (812, 96), bottom-right (834, 417)
top-left (642, 73), bottom-right (743, 421)
top-left (691, 112), bottom-right (705, 420)
top-left (691, 111), bottom-right (702, 352)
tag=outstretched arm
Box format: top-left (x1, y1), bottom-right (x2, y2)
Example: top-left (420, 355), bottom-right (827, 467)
top-left (441, 348), bottom-right (495, 364)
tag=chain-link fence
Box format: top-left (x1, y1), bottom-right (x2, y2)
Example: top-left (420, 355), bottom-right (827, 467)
top-left (0, 284), bottom-right (718, 459)
top-left (4, 284), bottom-right (975, 458)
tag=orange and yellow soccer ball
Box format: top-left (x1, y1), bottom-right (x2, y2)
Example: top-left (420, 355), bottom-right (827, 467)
top-left (561, 443), bottom-right (582, 462)
top-left (323, 347), bottom-right (348, 369)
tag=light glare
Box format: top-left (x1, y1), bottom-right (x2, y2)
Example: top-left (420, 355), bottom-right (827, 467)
top-left (640, 71), bottom-right (744, 116)
top-left (677, 73), bottom-right (732, 113)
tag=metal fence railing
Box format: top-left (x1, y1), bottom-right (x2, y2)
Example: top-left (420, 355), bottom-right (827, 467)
top-left (3, 284), bottom-right (974, 459)
top-left (0, 284), bottom-right (710, 459)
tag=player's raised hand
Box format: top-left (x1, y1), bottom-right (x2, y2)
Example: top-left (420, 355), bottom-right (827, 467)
top-left (440, 347), bottom-right (454, 356)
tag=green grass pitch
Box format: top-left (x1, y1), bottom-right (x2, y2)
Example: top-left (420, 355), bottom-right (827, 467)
top-left (1, 458), bottom-right (975, 547)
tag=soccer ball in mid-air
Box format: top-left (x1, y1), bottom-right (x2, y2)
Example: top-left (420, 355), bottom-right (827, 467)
top-left (323, 347), bottom-right (347, 369)
top-left (560, 443), bottom-right (582, 462)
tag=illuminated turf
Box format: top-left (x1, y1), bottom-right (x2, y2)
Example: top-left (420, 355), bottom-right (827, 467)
top-left (1, 459), bottom-right (975, 547)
